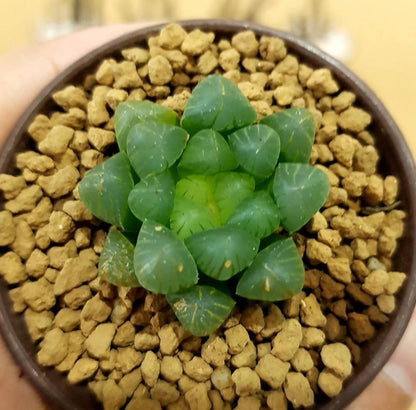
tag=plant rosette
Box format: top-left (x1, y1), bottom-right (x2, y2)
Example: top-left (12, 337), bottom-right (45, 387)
top-left (78, 74), bottom-right (330, 336)
top-left (0, 21), bottom-right (415, 410)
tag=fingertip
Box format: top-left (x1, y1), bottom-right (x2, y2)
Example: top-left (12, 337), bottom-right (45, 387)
top-left (347, 370), bottom-right (413, 410)
top-left (39, 23), bottom-right (153, 71)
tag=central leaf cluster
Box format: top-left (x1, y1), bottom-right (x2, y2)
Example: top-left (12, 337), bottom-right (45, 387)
top-left (79, 75), bottom-right (329, 336)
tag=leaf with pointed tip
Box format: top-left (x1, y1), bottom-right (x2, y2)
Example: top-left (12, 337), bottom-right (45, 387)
top-left (99, 229), bottom-right (140, 287)
top-left (228, 124), bottom-right (280, 179)
top-left (226, 191), bottom-right (280, 238)
top-left (126, 121), bottom-right (188, 179)
top-left (134, 220), bottom-right (198, 294)
top-left (178, 129), bottom-right (237, 176)
top-left (260, 108), bottom-right (315, 163)
top-left (213, 172), bottom-right (255, 223)
top-left (273, 163), bottom-right (329, 233)
top-left (185, 227), bottom-right (259, 281)
top-left (78, 152), bottom-right (139, 232)
top-left (166, 285), bottom-right (235, 336)
top-left (181, 75), bottom-right (257, 135)
top-left (236, 237), bottom-right (304, 301)
top-left (128, 169), bottom-right (175, 225)
top-left (115, 101), bottom-right (179, 152)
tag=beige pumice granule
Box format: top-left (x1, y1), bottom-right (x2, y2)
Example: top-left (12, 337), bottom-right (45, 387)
top-left (68, 357), bottom-right (99, 384)
top-left (37, 327), bottom-right (68, 366)
top-left (5, 185), bottom-right (43, 214)
top-left (10, 219), bottom-right (35, 260)
top-left (181, 29), bottom-right (215, 56)
top-left (231, 367), bottom-right (261, 397)
top-left (300, 294), bottom-right (327, 327)
top-left (158, 324), bottom-right (180, 355)
top-left (231, 341), bottom-right (256, 368)
top-left (183, 356), bottom-right (213, 382)
top-left (318, 368), bottom-right (343, 397)
top-left (284, 372), bottom-right (315, 408)
top-left (338, 107), bottom-right (372, 133)
top-left (201, 336), bottom-right (229, 367)
top-left (184, 383), bottom-right (211, 410)
top-left (271, 319), bottom-right (302, 361)
top-left (21, 277), bottom-right (55, 312)
top-left (37, 165), bottom-right (79, 198)
top-left (38, 125), bottom-right (74, 157)
top-left (300, 327), bottom-right (326, 349)
top-left (320, 343), bottom-right (352, 379)
top-left (160, 356), bottom-right (183, 383)
top-left (56, 331), bottom-right (86, 372)
top-left (115, 347), bottom-right (143, 374)
top-left (224, 324), bottom-right (250, 354)
top-left (141, 351), bottom-right (160, 387)
top-left (0, 210), bottom-right (15, 246)
top-left (85, 323), bottom-right (117, 360)
top-left (306, 239), bottom-right (333, 265)
top-left (255, 353), bottom-right (290, 388)
top-left (54, 255), bottom-right (98, 296)
top-left (261, 303), bottom-right (285, 338)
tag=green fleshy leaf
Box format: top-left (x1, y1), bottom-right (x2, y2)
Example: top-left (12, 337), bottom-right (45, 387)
top-left (170, 197), bottom-right (220, 241)
top-left (175, 175), bottom-right (217, 207)
top-left (273, 163), bottom-right (329, 234)
top-left (213, 172), bottom-right (255, 223)
top-left (228, 124), bottom-right (280, 179)
top-left (178, 129), bottom-right (238, 176)
top-left (166, 285), bottom-right (235, 336)
top-left (115, 101), bottom-right (179, 152)
top-left (134, 220), bottom-right (198, 294)
top-left (260, 108), bottom-right (315, 163)
top-left (170, 175), bottom-right (220, 240)
top-left (126, 121), bottom-right (188, 179)
top-left (128, 169), bottom-right (175, 225)
top-left (98, 229), bottom-right (140, 287)
top-left (185, 227), bottom-right (259, 281)
top-left (78, 152), bottom-right (139, 232)
top-left (236, 237), bottom-right (304, 301)
top-left (181, 75), bottom-right (257, 135)
top-left (226, 191), bottom-right (280, 238)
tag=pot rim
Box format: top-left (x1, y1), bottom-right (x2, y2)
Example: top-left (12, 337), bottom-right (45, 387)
top-left (1, 19), bottom-right (416, 410)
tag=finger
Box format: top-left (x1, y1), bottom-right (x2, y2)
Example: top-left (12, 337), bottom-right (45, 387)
top-left (0, 23), bottom-right (149, 146)
top-left (0, 337), bottom-right (46, 409)
top-left (347, 370), bottom-right (413, 410)
top-left (384, 308), bottom-right (416, 396)
top-left (0, 23), bottom-right (150, 408)
top-left (37, 23), bottom-right (151, 71)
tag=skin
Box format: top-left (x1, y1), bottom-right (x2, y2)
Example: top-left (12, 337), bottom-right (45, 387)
top-left (0, 24), bottom-right (415, 409)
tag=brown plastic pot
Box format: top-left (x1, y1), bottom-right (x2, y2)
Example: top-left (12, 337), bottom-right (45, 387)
top-left (0, 20), bottom-right (415, 410)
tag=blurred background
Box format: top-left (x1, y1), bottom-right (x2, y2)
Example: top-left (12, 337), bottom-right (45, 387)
top-left (0, 0), bottom-right (415, 155)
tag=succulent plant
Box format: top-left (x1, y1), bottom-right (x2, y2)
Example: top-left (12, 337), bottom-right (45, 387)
top-left (79, 74), bottom-right (329, 336)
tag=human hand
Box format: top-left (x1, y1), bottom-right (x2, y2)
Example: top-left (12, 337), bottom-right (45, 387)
top-left (346, 311), bottom-right (416, 410)
top-left (0, 23), bottom-right (148, 409)
top-left (0, 23), bottom-right (414, 410)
